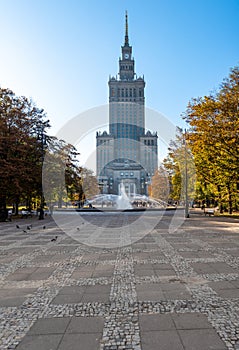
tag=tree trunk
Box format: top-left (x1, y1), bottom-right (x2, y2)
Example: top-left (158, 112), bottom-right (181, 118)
top-left (15, 195), bottom-right (20, 215)
top-left (217, 186), bottom-right (223, 213)
top-left (235, 183), bottom-right (239, 211)
top-left (58, 191), bottom-right (63, 208)
top-left (227, 184), bottom-right (233, 214)
top-left (0, 195), bottom-right (7, 221)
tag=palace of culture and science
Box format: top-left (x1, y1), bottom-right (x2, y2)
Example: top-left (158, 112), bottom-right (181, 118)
top-left (96, 13), bottom-right (158, 196)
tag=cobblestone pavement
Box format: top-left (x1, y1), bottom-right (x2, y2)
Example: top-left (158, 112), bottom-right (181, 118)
top-left (0, 211), bottom-right (239, 349)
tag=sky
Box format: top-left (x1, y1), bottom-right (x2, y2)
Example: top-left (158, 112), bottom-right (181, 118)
top-left (1, 0), bottom-right (239, 169)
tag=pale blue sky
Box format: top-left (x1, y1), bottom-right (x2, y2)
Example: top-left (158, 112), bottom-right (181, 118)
top-left (1, 0), bottom-right (239, 135)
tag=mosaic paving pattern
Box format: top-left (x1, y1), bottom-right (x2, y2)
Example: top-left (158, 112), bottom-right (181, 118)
top-left (0, 212), bottom-right (239, 349)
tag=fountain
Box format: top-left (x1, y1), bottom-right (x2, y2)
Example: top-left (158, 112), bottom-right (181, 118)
top-left (82, 181), bottom-right (168, 211)
top-left (116, 183), bottom-right (132, 210)
top-left (85, 191), bottom-right (167, 212)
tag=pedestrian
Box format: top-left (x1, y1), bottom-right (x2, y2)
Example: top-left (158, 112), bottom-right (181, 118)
top-left (39, 207), bottom-right (44, 220)
top-left (8, 209), bottom-right (12, 222)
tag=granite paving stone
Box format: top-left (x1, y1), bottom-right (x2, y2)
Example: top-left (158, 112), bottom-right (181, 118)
top-left (66, 316), bottom-right (105, 333)
top-left (191, 262), bottom-right (219, 274)
top-left (57, 286), bottom-right (86, 294)
top-left (0, 241), bottom-right (16, 246)
top-left (171, 313), bottom-right (212, 329)
top-left (92, 265), bottom-right (115, 278)
top-left (137, 289), bottom-right (165, 301)
top-left (163, 289), bottom-right (192, 300)
top-left (84, 285), bottom-right (111, 295)
top-left (214, 288), bottom-right (239, 299)
top-left (51, 286), bottom-right (86, 304)
top-left (139, 314), bottom-right (175, 331)
top-left (154, 268), bottom-right (177, 276)
top-left (71, 267), bottom-right (95, 279)
top-left (57, 333), bottom-right (102, 350)
top-left (50, 294), bottom-right (84, 305)
top-left (134, 269), bottom-right (154, 277)
top-left (81, 293), bottom-right (110, 303)
top-left (15, 334), bottom-right (62, 350)
top-left (231, 280), bottom-right (239, 288)
top-left (0, 287), bottom-right (37, 307)
top-left (0, 213), bottom-right (239, 350)
top-left (178, 329), bottom-right (227, 349)
top-left (141, 330), bottom-right (184, 350)
top-left (228, 250), bottom-right (239, 257)
top-left (208, 281), bottom-right (237, 291)
top-left (28, 317), bottom-right (71, 335)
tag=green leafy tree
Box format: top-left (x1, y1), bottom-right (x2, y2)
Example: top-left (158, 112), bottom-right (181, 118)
top-left (163, 127), bottom-right (196, 205)
top-left (184, 66), bottom-right (239, 213)
top-left (43, 138), bottom-right (82, 208)
top-left (80, 168), bottom-right (100, 200)
top-left (151, 166), bottom-right (170, 202)
top-left (0, 88), bottom-right (50, 218)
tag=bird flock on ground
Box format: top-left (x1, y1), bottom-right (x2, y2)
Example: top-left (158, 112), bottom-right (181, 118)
top-left (15, 223), bottom-right (58, 242)
top-left (14, 221), bottom-right (85, 242)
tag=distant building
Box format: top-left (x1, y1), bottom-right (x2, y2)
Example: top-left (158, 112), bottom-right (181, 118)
top-left (96, 12), bottom-right (158, 195)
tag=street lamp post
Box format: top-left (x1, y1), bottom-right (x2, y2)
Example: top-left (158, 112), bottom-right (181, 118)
top-left (98, 181), bottom-right (104, 194)
top-left (36, 120), bottom-right (49, 220)
top-left (184, 129), bottom-right (189, 218)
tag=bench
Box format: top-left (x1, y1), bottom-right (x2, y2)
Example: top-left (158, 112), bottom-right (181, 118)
top-left (21, 210), bottom-right (33, 218)
top-left (204, 208), bottom-right (214, 216)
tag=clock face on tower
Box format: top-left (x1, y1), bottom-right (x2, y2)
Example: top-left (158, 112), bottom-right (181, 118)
top-left (124, 53), bottom-right (129, 59)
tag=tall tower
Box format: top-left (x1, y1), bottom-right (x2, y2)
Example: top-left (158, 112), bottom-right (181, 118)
top-left (96, 12), bottom-right (158, 196)
top-left (108, 11), bottom-right (145, 162)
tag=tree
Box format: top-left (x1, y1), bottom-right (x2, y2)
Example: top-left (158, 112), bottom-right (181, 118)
top-left (0, 87), bottom-right (92, 219)
top-left (183, 66), bottom-right (239, 213)
top-left (163, 127), bottom-right (196, 205)
top-left (80, 168), bottom-right (99, 200)
top-left (43, 138), bottom-right (82, 208)
top-left (151, 166), bottom-right (170, 202)
top-left (43, 136), bottom-right (99, 209)
top-left (0, 88), bottom-right (50, 219)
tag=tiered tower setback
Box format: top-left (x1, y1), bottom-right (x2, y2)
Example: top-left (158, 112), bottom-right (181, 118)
top-left (96, 12), bottom-right (158, 195)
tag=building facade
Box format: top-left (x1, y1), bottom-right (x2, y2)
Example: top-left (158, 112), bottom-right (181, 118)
top-left (96, 12), bottom-right (158, 196)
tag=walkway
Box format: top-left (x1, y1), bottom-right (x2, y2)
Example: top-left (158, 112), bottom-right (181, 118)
top-left (0, 211), bottom-right (239, 349)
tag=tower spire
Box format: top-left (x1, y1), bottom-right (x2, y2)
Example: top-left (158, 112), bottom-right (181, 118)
top-left (124, 10), bottom-right (129, 46)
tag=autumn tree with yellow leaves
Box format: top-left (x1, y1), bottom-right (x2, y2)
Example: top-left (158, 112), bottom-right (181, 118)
top-left (183, 66), bottom-right (239, 213)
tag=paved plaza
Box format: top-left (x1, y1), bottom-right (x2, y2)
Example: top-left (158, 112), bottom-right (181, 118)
top-left (0, 210), bottom-right (239, 349)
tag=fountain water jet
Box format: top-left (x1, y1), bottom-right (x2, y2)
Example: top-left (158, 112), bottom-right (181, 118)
top-left (116, 183), bottom-right (132, 210)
